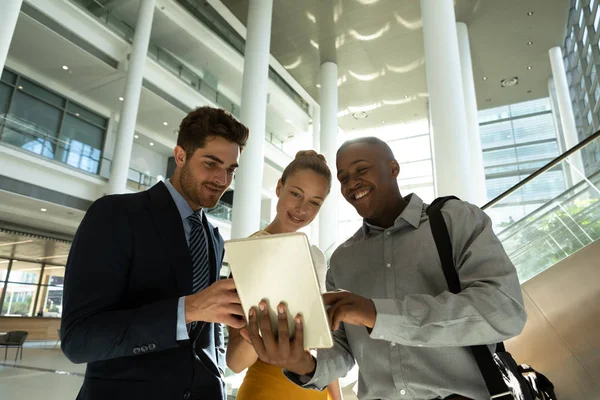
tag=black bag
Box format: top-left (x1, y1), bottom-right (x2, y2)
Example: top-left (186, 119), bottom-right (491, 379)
top-left (426, 196), bottom-right (558, 400)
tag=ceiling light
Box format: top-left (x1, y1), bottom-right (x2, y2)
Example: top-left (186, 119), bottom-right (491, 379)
top-left (527, 41), bottom-right (533, 45)
top-left (353, 111), bottom-right (368, 120)
top-left (404, 95), bottom-right (409, 98)
top-left (134, 134), bottom-right (139, 139)
top-left (527, 11), bottom-right (533, 16)
top-left (482, 77), bottom-right (488, 81)
top-left (62, 65), bottom-right (69, 71)
top-left (41, 208), bottom-right (47, 212)
top-left (527, 66), bottom-right (532, 70)
top-left (316, 84), bottom-right (321, 88)
top-left (119, 97), bottom-right (124, 101)
top-left (37, 254), bottom-right (69, 260)
top-left (501, 77), bottom-right (519, 87)
top-left (163, 122), bottom-right (168, 126)
top-left (381, 120), bottom-right (385, 124)
top-left (18, 85), bottom-right (23, 90)
top-left (0, 240), bottom-right (33, 247)
top-left (149, 142), bottom-right (154, 146)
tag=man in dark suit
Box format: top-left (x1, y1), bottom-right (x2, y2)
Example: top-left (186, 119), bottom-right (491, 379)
top-left (60, 107), bottom-right (249, 400)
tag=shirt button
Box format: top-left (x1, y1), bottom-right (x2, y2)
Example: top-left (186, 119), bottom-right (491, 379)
top-left (400, 389), bottom-right (406, 395)
top-left (141, 345), bottom-right (149, 353)
top-left (148, 343), bottom-right (156, 351)
top-left (133, 347), bottom-right (141, 354)
top-left (386, 263), bottom-right (392, 268)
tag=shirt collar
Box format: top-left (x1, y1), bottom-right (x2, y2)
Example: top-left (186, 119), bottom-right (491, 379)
top-left (362, 193), bottom-right (425, 235)
top-left (164, 179), bottom-right (200, 221)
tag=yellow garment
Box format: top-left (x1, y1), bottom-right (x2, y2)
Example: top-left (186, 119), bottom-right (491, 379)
top-left (235, 360), bottom-right (330, 400)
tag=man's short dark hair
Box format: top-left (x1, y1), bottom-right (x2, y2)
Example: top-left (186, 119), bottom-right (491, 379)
top-left (337, 136), bottom-right (395, 160)
top-left (177, 106), bottom-right (249, 158)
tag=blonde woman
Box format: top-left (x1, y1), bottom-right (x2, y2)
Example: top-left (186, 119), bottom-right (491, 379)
top-left (227, 150), bottom-right (342, 400)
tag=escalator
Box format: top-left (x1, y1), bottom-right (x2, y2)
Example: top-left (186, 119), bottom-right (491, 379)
top-left (480, 130), bottom-right (600, 400)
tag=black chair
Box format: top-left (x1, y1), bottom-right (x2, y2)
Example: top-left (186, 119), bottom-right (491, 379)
top-left (0, 331), bottom-right (29, 361)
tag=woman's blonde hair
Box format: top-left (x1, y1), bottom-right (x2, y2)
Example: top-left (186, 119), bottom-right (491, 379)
top-left (280, 150), bottom-right (332, 194)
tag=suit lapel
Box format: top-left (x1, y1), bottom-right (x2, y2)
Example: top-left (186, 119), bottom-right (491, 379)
top-left (146, 182), bottom-right (193, 296)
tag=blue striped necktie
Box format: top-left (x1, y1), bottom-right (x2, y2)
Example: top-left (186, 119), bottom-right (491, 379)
top-left (187, 213), bottom-right (210, 293)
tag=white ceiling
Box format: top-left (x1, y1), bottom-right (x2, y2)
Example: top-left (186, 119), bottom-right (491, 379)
top-left (221, 0), bottom-right (571, 132)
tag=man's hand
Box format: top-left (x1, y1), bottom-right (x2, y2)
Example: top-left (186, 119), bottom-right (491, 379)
top-left (185, 279), bottom-right (245, 329)
top-left (243, 301), bottom-right (316, 376)
top-left (323, 291), bottom-right (377, 331)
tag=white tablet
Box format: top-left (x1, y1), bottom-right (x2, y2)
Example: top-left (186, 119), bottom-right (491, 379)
top-left (224, 232), bottom-right (334, 349)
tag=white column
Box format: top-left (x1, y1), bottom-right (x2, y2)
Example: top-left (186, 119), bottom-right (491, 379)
top-left (421, 0), bottom-right (473, 201)
top-left (311, 107), bottom-right (321, 245)
top-left (319, 62), bottom-right (338, 253)
top-left (0, 0), bottom-right (23, 73)
top-left (456, 22), bottom-right (487, 206)
top-left (107, 0), bottom-right (156, 194)
top-left (548, 78), bottom-right (573, 187)
top-left (549, 46), bottom-right (586, 184)
top-left (231, 0), bottom-right (273, 239)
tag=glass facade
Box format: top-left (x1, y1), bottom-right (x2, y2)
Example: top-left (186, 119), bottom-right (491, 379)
top-left (0, 68), bottom-right (107, 175)
top-left (563, 0), bottom-right (600, 175)
top-left (0, 258), bottom-right (65, 318)
top-left (478, 98), bottom-right (566, 231)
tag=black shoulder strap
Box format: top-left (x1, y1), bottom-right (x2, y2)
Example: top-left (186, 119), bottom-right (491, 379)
top-left (427, 196), bottom-right (512, 399)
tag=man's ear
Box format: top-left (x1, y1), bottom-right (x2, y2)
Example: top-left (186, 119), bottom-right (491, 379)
top-left (390, 160), bottom-right (400, 179)
top-left (275, 179), bottom-right (283, 198)
top-left (174, 145), bottom-right (187, 167)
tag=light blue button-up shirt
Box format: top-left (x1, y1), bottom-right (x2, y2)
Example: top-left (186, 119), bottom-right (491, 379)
top-left (164, 179), bottom-right (208, 341)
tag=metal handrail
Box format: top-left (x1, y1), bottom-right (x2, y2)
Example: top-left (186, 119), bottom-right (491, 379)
top-left (481, 130), bottom-right (600, 210)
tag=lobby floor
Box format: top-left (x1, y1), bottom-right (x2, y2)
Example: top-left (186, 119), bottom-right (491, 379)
top-left (0, 342), bottom-right (358, 400)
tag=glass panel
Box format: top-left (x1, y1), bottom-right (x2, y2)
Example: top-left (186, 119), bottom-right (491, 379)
top-left (1, 283), bottom-right (37, 317)
top-left (57, 114), bottom-right (104, 173)
top-left (1, 69), bottom-right (17, 85)
top-left (19, 78), bottom-right (65, 108)
top-left (484, 135), bottom-right (600, 283)
top-left (35, 284), bottom-right (63, 318)
top-left (0, 259), bottom-right (10, 281)
top-left (7, 261), bottom-right (42, 284)
top-left (40, 266), bottom-right (65, 287)
top-left (2, 91), bottom-right (61, 158)
top-left (480, 121), bottom-right (514, 149)
top-left (67, 103), bottom-right (107, 127)
top-left (509, 98), bottom-right (551, 117)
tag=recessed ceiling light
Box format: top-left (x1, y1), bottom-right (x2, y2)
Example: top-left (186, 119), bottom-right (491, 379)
top-left (41, 208), bottom-right (47, 212)
top-left (18, 85), bottom-right (23, 90)
top-left (404, 95), bottom-right (408, 98)
top-left (527, 11), bottom-right (533, 16)
top-left (527, 66), bottom-right (532, 70)
top-left (316, 84), bottom-right (321, 88)
top-left (149, 142), bottom-right (154, 146)
top-left (527, 41), bottom-right (533, 45)
top-left (353, 111), bottom-right (368, 119)
top-left (501, 77), bottom-right (519, 87)
top-left (75, 113), bottom-right (80, 116)
top-left (482, 76), bottom-right (488, 81)
top-left (381, 120), bottom-right (385, 124)
top-left (62, 65), bottom-right (69, 71)
top-left (163, 121), bottom-right (168, 126)
top-left (118, 97), bottom-right (124, 101)
top-left (134, 135), bottom-right (139, 139)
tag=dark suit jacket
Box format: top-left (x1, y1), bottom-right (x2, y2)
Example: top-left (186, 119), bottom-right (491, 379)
top-left (61, 182), bottom-right (226, 400)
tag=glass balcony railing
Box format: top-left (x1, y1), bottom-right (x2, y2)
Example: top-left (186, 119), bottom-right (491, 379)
top-left (69, 0), bottom-right (241, 118)
top-left (0, 117), bottom-right (156, 192)
top-left (173, 0), bottom-right (310, 115)
top-left (481, 130), bottom-right (600, 283)
top-left (69, 0), bottom-right (309, 117)
top-left (68, 0), bottom-right (294, 158)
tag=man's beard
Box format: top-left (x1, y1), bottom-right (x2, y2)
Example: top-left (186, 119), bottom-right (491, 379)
top-left (179, 164), bottom-right (222, 208)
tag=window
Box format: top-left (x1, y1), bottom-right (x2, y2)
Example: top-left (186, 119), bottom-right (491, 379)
top-left (0, 260), bottom-right (65, 318)
top-left (0, 68), bottom-right (107, 175)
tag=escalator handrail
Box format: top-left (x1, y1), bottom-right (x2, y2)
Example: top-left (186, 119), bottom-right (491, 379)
top-left (481, 129), bottom-right (600, 210)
